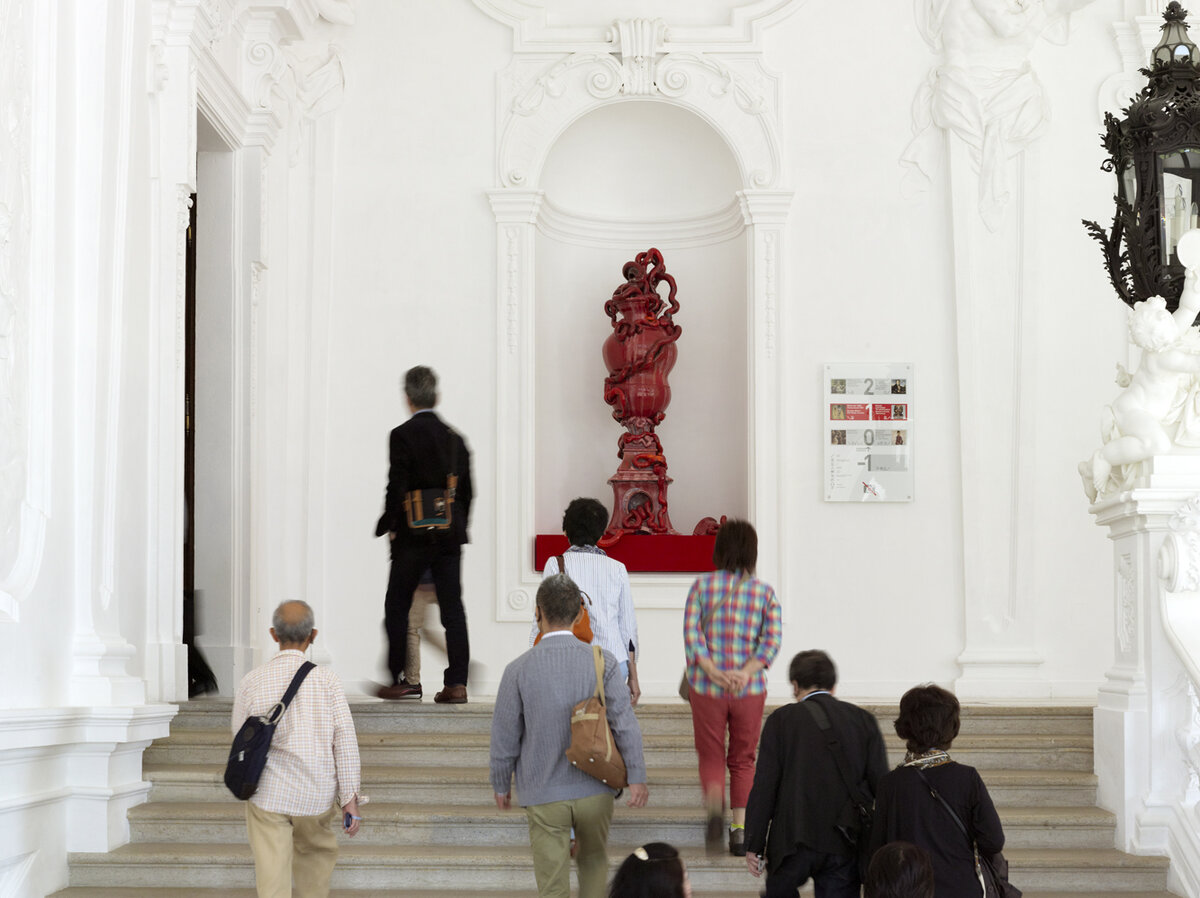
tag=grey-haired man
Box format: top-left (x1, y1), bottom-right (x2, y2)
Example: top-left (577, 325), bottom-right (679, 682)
top-left (489, 574), bottom-right (649, 898)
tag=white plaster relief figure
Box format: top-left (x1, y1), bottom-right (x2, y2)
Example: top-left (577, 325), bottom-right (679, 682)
top-left (904, 0), bottom-right (1096, 230)
top-left (1080, 231), bottom-right (1200, 501)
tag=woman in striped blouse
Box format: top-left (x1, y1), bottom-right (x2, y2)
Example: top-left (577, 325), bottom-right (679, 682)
top-left (683, 519), bottom-right (782, 857)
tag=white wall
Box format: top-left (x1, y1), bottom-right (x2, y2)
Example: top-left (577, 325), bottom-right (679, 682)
top-left (309, 0), bottom-right (1124, 702)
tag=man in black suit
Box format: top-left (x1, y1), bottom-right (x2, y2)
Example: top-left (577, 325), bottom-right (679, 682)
top-left (375, 366), bottom-right (473, 703)
top-left (744, 650), bottom-right (887, 898)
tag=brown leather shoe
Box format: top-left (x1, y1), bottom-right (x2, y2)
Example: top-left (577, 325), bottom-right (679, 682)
top-left (376, 680), bottom-right (422, 700)
top-left (434, 684), bottom-right (467, 704)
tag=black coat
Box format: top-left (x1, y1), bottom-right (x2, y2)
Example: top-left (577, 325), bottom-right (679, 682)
top-left (376, 410), bottom-right (473, 546)
top-left (869, 762), bottom-right (1005, 897)
top-left (744, 693), bottom-right (888, 868)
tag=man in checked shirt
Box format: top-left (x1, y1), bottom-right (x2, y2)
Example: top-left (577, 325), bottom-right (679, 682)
top-left (232, 601), bottom-right (362, 898)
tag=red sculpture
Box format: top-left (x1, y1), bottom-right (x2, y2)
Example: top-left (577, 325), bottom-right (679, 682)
top-left (601, 248), bottom-right (682, 541)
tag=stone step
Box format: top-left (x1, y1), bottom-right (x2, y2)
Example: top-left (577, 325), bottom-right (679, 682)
top-left (146, 762), bottom-right (1099, 808)
top-left (181, 697), bottom-right (1094, 738)
top-left (46, 889), bottom-right (1185, 898)
top-left (146, 728), bottom-right (1095, 772)
top-left (64, 843), bottom-right (1171, 893)
top-left (127, 800), bottom-right (1118, 851)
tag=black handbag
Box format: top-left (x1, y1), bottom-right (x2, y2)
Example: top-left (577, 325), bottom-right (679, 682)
top-left (803, 699), bottom-right (875, 878)
top-left (224, 662), bottom-right (315, 800)
top-left (914, 768), bottom-right (1022, 898)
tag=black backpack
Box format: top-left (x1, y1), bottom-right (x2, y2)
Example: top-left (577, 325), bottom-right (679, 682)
top-left (224, 662), bottom-right (315, 800)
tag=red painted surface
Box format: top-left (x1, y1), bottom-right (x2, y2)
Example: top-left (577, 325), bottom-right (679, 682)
top-left (534, 533), bottom-right (717, 573)
top-left (602, 248), bottom-right (683, 538)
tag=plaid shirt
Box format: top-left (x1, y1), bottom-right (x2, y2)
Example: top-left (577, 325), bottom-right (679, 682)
top-left (683, 570), bottom-right (781, 698)
top-left (232, 650), bottom-right (361, 817)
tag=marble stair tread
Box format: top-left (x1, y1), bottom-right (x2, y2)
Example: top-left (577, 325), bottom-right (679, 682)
top-left (44, 888), bottom-right (1180, 893)
top-left (145, 761), bottom-right (1100, 789)
top-left (151, 728), bottom-right (1097, 750)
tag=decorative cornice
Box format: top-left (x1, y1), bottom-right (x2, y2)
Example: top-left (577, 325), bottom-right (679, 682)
top-left (536, 197), bottom-right (745, 249)
top-left (473, 0), bottom-right (809, 53)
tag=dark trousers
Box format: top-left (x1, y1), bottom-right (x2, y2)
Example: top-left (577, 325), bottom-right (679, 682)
top-left (764, 845), bottom-right (859, 898)
top-left (385, 539), bottom-right (469, 687)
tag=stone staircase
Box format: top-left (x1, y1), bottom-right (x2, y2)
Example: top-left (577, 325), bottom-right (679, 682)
top-left (52, 700), bottom-right (1178, 897)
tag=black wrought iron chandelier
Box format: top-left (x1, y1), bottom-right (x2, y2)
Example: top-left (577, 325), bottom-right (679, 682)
top-left (1085, 1), bottom-right (1200, 313)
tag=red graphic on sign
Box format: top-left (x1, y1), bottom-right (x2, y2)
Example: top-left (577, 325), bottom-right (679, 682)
top-left (830, 403), bottom-right (870, 421)
top-left (872, 403), bottom-right (908, 421)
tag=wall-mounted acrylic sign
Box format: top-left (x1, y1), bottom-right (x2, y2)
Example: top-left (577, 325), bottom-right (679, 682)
top-left (824, 364), bottom-right (913, 502)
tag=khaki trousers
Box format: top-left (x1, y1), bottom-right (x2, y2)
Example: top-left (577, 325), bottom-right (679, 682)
top-left (245, 801), bottom-right (339, 898)
top-left (525, 792), bottom-right (613, 898)
top-left (404, 583), bottom-right (438, 684)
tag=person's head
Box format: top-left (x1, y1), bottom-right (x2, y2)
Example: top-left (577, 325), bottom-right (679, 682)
top-left (894, 683), bottom-right (960, 753)
top-left (404, 365), bottom-right (438, 410)
top-left (562, 497), bottom-right (609, 547)
top-left (608, 842), bottom-right (691, 898)
top-left (535, 573), bottom-right (582, 631)
top-left (712, 519), bottom-right (757, 575)
top-left (270, 600), bottom-right (316, 649)
top-left (864, 841), bottom-right (934, 898)
top-left (789, 650), bottom-right (837, 695)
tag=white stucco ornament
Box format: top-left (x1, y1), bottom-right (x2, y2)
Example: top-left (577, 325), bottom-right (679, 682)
top-left (1080, 230), bottom-right (1200, 501)
top-left (904, 0), bottom-right (1097, 231)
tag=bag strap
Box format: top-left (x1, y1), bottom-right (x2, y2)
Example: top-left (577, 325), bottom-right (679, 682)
top-left (803, 698), bottom-right (866, 804)
top-left (443, 426), bottom-right (459, 495)
top-left (700, 575), bottom-right (742, 635)
top-left (591, 644), bottom-right (606, 706)
top-left (264, 661), bottom-right (316, 725)
top-left (557, 554), bottom-right (593, 607)
top-left (913, 768), bottom-right (971, 842)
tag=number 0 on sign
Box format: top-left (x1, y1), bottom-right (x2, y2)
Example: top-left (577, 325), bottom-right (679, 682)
top-left (824, 364), bottom-right (913, 502)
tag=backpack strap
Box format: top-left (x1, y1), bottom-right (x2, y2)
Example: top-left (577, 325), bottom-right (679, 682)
top-left (264, 661), bottom-right (315, 725)
top-left (803, 698), bottom-right (866, 803)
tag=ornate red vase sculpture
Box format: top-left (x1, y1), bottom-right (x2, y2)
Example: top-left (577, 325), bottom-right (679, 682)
top-left (601, 248), bottom-right (682, 541)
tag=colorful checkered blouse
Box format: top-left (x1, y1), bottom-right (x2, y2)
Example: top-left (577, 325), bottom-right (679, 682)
top-left (683, 569), bottom-right (782, 698)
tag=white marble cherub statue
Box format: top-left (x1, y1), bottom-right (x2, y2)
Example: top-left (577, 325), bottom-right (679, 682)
top-left (1080, 230), bottom-right (1200, 501)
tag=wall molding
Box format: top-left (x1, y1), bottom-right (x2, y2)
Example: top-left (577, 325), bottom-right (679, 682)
top-left (536, 197), bottom-right (745, 249)
top-left (473, 0), bottom-right (810, 53)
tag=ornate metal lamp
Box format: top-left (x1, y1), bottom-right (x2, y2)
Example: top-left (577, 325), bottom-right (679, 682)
top-left (1086, 2), bottom-right (1200, 313)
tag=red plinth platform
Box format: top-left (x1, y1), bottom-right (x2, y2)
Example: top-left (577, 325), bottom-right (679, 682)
top-left (534, 533), bottom-right (716, 573)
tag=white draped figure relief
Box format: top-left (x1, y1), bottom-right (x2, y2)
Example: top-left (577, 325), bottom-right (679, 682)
top-left (1080, 232), bottom-right (1200, 502)
top-left (904, 0), bottom-right (1096, 230)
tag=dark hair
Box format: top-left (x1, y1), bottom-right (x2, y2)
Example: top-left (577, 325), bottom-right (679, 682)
top-left (789, 650), bottom-right (837, 691)
top-left (713, 519), bottom-right (757, 575)
top-left (864, 841), bottom-right (934, 898)
top-left (404, 366), bottom-right (438, 409)
top-left (894, 684), bottom-right (960, 753)
top-left (563, 498), bottom-right (608, 547)
top-left (608, 842), bottom-right (686, 898)
top-left (536, 573), bottom-right (582, 627)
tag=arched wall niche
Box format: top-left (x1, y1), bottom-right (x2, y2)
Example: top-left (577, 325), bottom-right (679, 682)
top-left (533, 99), bottom-right (749, 541)
top-left (488, 32), bottom-right (793, 619)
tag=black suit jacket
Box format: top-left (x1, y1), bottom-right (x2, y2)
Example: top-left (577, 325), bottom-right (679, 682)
top-left (744, 693), bottom-right (888, 868)
top-left (376, 410), bottom-right (473, 546)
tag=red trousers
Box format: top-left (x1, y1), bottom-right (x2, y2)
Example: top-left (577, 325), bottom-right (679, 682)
top-left (688, 689), bottom-right (767, 809)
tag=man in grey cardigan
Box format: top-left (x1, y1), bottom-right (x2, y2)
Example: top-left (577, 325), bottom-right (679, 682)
top-left (490, 574), bottom-right (649, 898)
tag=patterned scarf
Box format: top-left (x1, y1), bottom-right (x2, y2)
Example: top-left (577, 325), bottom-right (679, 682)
top-left (902, 748), bottom-right (952, 769)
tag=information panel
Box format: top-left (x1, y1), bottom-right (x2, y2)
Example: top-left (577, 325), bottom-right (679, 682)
top-left (824, 364), bottom-right (913, 502)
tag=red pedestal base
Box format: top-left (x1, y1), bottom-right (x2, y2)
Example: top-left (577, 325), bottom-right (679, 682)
top-left (534, 533), bottom-right (716, 573)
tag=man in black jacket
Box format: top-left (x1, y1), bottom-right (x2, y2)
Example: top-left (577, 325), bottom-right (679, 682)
top-left (375, 366), bottom-right (473, 703)
top-left (744, 650), bottom-right (887, 897)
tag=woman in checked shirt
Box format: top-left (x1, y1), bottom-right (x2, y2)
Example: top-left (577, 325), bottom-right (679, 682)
top-left (682, 519), bottom-right (782, 858)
